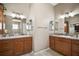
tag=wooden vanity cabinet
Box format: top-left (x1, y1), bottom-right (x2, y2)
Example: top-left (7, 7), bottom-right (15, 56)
top-left (49, 36), bottom-right (55, 50)
top-left (49, 36), bottom-right (72, 56)
top-left (72, 40), bottom-right (79, 56)
top-left (55, 37), bottom-right (71, 56)
top-left (0, 37), bottom-right (32, 56)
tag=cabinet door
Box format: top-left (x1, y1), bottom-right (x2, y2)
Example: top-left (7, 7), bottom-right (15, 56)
top-left (14, 38), bottom-right (24, 55)
top-left (72, 40), bottom-right (79, 56)
top-left (55, 37), bottom-right (64, 54)
top-left (62, 38), bottom-right (71, 56)
top-left (49, 36), bottom-right (55, 50)
top-left (0, 40), bottom-right (14, 56)
top-left (55, 37), bottom-right (71, 55)
top-left (24, 37), bottom-right (32, 53)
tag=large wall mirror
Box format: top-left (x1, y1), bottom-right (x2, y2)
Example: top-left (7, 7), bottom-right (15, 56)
top-left (0, 4), bottom-right (33, 37)
top-left (64, 13), bottom-right (79, 35)
top-left (3, 15), bottom-right (32, 36)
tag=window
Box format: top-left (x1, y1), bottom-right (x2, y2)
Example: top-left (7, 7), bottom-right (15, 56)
top-left (12, 24), bottom-right (18, 29)
top-left (26, 25), bottom-right (29, 30)
top-left (26, 24), bottom-right (32, 30)
top-left (3, 23), bottom-right (5, 29)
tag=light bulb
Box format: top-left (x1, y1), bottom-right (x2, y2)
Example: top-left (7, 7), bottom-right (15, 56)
top-left (59, 15), bottom-right (65, 19)
top-left (11, 13), bottom-right (16, 18)
top-left (20, 15), bottom-right (25, 19)
top-left (69, 12), bottom-right (74, 17)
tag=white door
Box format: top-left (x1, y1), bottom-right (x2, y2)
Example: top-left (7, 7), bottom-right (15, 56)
top-left (33, 19), bottom-right (49, 52)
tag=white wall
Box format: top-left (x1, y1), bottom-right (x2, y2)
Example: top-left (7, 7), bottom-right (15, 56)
top-left (4, 3), bottom-right (31, 18)
top-left (29, 3), bottom-right (54, 52)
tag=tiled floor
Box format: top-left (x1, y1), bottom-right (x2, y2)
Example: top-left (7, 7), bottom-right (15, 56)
top-left (22, 48), bottom-right (62, 56)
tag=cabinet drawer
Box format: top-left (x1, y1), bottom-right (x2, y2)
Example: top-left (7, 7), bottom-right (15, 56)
top-left (0, 50), bottom-right (13, 56)
top-left (72, 40), bottom-right (79, 44)
top-left (0, 40), bottom-right (13, 48)
top-left (58, 37), bottom-right (71, 43)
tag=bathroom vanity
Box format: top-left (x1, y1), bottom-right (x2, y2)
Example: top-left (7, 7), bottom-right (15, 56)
top-left (0, 35), bottom-right (32, 56)
top-left (49, 35), bottom-right (79, 56)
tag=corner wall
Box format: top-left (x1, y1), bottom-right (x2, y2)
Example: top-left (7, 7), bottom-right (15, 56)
top-left (29, 3), bottom-right (54, 52)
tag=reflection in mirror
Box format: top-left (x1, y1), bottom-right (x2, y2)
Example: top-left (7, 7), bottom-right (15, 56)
top-left (64, 13), bottom-right (79, 36)
top-left (25, 19), bottom-right (32, 35)
top-left (49, 21), bottom-right (54, 31)
top-left (64, 18), bottom-right (69, 34)
top-left (55, 22), bottom-right (58, 31)
top-left (12, 20), bottom-right (20, 35)
top-left (4, 14), bottom-right (32, 36)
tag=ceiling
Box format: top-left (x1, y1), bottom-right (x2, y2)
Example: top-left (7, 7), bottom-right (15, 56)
top-left (4, 3), bottom-right (57, 18)
top-left (4, 3), bottom-right (31, 17)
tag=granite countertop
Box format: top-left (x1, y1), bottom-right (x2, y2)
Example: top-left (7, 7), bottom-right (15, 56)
top-left (0, 35), bottom-right (32, 40)
top-left (50, 34), bottom-right (79, 40)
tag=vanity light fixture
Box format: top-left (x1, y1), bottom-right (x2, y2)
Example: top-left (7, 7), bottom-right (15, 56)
top-left (69, 12), bottom-right (75, 17)
top-left (59, 15), bottom-right (65, 19)
top-left (12, 19), bottom-right (21, 22)
top-left (59, 11), bottom-right (75, 19)
top-left (65, 11), bottom-right (75, 18)
top-left (11, 12), bottom-right (26, 20)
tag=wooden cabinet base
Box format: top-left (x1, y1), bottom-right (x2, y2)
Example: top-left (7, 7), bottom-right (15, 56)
top-left (0, 37), bottom-right (32, 56)
top-left (49, 36), bottom-right (72, 56)
top-left (49, 36), bottom-right (79, 56)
